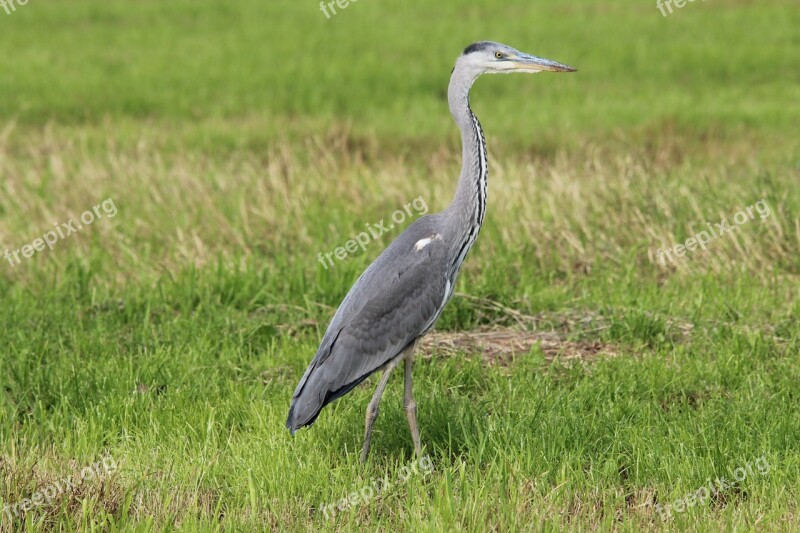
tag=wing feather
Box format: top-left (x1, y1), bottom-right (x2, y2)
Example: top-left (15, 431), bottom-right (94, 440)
top-left (286, 227), bottom-right (448, 432)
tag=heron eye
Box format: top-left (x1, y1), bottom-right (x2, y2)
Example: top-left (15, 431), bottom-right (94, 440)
top-left (494, 52), bottom-right (504, 59)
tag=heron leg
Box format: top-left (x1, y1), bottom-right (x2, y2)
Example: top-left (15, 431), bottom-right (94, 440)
top-left (360, 357), bottom-right (400, 463)
top-left (403, 344), bottom-right (422, 456)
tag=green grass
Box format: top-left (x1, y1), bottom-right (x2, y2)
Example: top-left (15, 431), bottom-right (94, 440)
top-left (1, 0), bottom-right (798, 148)
top-left (1, 0), bottom-right (799, 531)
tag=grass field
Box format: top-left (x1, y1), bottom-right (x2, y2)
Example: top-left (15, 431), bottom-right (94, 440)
top-left (1, 0), bottom-right (799, 531)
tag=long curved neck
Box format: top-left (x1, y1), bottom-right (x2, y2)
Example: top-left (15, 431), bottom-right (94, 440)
top-left (445, 64), bottom-right (488, 261)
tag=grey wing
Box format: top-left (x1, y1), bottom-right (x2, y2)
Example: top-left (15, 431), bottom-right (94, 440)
top-left (286, 234), bottom-right (450, 433)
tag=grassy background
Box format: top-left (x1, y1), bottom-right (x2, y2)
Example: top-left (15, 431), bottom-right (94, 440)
top-left (1, 0), bottom-right (798, 531)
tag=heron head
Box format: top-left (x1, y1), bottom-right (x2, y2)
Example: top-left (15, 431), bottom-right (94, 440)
top-left (458, 41), bottom-right (576, 75)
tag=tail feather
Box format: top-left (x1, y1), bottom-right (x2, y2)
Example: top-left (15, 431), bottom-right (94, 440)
top-left (285, 391), bottom-right (325, 435)
top-left (285, 369), bottom-right (374, 435)
top-left (285, 405), bottom-right (297, 435)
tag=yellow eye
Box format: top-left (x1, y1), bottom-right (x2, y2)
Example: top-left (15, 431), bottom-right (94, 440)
top-left (494, 52), bottom-right (504, 59)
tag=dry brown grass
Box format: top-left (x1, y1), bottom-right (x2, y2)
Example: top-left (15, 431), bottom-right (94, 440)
top-left (420, 328), bottom-right (619, 365)
top-left (0, 122), bottom-right (797, 286)
top-left (0, 452), bottom-right (124, 529)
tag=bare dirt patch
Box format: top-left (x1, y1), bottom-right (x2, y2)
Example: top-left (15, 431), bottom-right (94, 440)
top-left (419, 327), bottom-right (619, 365)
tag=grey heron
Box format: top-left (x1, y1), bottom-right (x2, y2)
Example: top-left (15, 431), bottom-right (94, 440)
top-left (286, 42), bottom-right (576, 462)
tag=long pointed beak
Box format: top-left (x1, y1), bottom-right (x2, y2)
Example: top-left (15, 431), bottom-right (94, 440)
top-left (509, 53), bottom-right (577, 73)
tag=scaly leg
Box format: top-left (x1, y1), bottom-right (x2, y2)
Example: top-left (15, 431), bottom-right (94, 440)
top-left (403, 343), bottom-right (421, 456)
top-left (360, 357), bottom-right (400, 463)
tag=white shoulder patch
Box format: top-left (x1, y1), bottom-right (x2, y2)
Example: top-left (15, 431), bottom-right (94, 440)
top-left (414, 233), bottom-right (442, 252)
